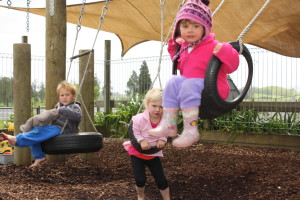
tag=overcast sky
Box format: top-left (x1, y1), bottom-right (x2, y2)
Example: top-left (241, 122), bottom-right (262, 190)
top-left (1, 0), bottom-right (299, 91)
top-left (0, 0), bottom-right (168, 60)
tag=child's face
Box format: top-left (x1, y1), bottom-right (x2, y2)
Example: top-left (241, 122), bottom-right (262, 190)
top-left (147, 100), bottom-right (163, 121)
top-left (58, 88), bottom-right (75, 105)
top-left (179, 20), bottom-right (204, 44)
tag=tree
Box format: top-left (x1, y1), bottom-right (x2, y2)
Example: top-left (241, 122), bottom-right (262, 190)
top-left (31, 81), bottom-right (45, 106)
top-left (38, 82), bottom-right (45, 104)
top-left (31, 81), bottom-right (38, 105)
top-left (126, 71), bottom-right (139, 97)
top-left (138, 61), bottom-right (152, 95)
top-left (0, 77), bottom-right (13, 106)
top-left (94, 76), bottom-right (101, 100)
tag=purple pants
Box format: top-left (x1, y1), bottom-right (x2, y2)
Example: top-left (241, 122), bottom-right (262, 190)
top-left (163, 75), bottom-right (204, 109)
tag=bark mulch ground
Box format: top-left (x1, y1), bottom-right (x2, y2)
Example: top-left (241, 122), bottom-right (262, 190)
top-left (0, 138), bottom-right (299, 200)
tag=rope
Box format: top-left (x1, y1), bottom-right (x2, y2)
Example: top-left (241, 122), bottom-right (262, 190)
top-left (212, 0), bottom-right (226, 17)
top-left (237, 0), bottom-right (271, 54)
top-left (145, 0), bottom-right (186, 93)
top-left (134, 0), bottom-right (186, 115)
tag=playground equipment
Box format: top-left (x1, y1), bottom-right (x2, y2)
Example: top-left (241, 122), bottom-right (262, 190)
top-left (42, 0), bottom-right (111, 154)
top-left (127, 0), bottom-right (262, 153)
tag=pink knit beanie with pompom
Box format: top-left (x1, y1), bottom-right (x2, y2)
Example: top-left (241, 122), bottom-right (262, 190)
top-left (173, 0), bottom-right (212, 43)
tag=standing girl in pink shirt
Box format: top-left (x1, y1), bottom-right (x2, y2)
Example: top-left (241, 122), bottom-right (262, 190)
top-left (123, 88), bottom-right (170, 200)
top-left (149, 0), bottom-right (239, 147)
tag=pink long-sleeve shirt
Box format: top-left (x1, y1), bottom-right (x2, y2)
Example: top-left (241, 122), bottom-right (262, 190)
top-left (168, 33), bottom-right (240, 99)
top-left (123, 109), bottom-right (167, 157)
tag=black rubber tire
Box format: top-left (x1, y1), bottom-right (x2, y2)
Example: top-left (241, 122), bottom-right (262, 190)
top-left (128, 120), bottom-right (162, 155)
top-left (42, 132), bottom-right (103, 154)
top-left (199, 41), bottom-right (253, 119)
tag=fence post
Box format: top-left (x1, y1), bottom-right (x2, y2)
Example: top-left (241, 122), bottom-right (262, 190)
top-left (104, 40), bottom-right (111, 114)
top-left (36, 106), bottom-right (41, 115)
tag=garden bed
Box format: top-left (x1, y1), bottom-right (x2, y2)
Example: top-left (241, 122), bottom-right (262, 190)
top-left (201, 131), bottom-right (300, 151)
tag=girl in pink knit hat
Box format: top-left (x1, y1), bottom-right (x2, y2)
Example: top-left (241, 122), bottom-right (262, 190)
top-left (149, 0), bottom-right (240, 148)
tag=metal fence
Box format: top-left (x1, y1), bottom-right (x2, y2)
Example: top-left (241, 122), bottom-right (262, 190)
top-left (0, 47), bottom-right (300, 134)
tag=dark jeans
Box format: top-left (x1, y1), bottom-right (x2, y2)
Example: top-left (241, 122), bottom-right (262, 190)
top-left (130, 155), bottom-right (169, 190)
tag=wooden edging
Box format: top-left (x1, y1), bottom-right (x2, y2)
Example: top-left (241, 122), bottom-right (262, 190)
top-left (200, 131), bottom-right (300, 151)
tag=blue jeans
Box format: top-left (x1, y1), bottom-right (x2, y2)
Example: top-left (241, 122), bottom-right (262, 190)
top-left (16, 126), bottom-right (61, 159)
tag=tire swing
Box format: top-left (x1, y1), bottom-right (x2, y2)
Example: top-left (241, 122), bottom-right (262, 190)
top-left (172, 41), bottom-right (253, 120)
top-left (42, 132), bottom-right (103, 154)
top-left (124, 1), bottom-right (183, 155)
top-left (171, 0), bottom-right (272, 119)
top-left (127, 120), bottom-right (161, 155)
top-left (199, 41), bottom-right (253, 119)
top-left (41, 1), bottom-right (112, 154)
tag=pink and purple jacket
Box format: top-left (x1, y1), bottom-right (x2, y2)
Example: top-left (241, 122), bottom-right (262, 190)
top-left (123, 109), bottom-right (167, 157)
top-left (168, 33), bottom-right (240, 99)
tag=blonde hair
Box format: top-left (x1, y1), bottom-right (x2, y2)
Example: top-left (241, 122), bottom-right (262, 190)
top-left (56, 81), bottom-right (77, 97)
top-left (143, 88), bottom-right (163, 107)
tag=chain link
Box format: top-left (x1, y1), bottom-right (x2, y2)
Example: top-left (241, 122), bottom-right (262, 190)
top-left (70, 0), bottom-right (111, 134)
top-left (26, 0), bottom-right (31, 33)
top-left (49, 0), bottom-right (55, 16)
top-left (7, 0), bottom-right (12, 7)
top-left (68, 0), bottom-right (87, 79)
top-left (91, 0), bottom-right (110, 49)
top-left (76, 0), bottom-right (86, 32)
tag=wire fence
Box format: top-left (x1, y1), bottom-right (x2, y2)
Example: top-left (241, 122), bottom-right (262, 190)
top-left (0, 47), bottom-right (299, 133)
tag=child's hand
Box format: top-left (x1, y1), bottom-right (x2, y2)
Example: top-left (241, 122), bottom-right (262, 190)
top-left (0, 132), bottom-right (4, 140)
top-left (213, 43), bottom-right (222, 54)
top-left (140, 140), bottom-right (151, 150)
top-left (175, 37), bottom-right (185, 44)
top-left (157, 140), bottom-right (167, 149)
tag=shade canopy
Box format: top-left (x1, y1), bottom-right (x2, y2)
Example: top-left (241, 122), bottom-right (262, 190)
top-left (3, 0), bottom-right (300, 57)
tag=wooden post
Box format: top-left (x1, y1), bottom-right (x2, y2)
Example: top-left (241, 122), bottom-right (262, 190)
top-left (104, 40), bottom-right (111, 114)
top-left (45, 0), bottom-right (67, 162)
top-left (13, 36), bottom-right (32, 165)
top-left (78, 50), bottom-right (95, 160)
top-left (45, 0), bottom-right (66, 109)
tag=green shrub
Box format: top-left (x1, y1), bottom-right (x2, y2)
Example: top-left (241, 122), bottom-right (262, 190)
top-left (210, 109), bottom-right (300, 135)
top-left (95, 96), bottom-right (143, 138)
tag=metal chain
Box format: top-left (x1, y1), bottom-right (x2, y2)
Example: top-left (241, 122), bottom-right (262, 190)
top-left (76, 0), bottom-right (111, 134)
top-left (49, 0), bottom-right (55, 17)
top-left (90, 0), bottom-right (110, 50)
top-left (26, 0), bottom-right (30, 33)
top-left (76, 0), bottom-right (86, 32)
top-left (62, 0), bottom-right (111, 134)
top-left (67, 0), bottom-right (86, 80)
top-left (7, 0), bottom-right (12, 7)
